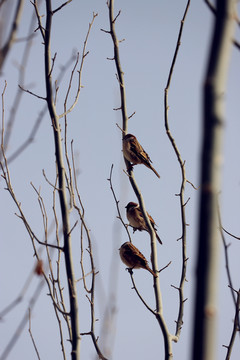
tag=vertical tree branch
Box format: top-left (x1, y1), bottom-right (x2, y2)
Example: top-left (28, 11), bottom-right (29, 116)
top-left (224, 289), bottom-right (240, 359)
top-left (44, 1), bottom-right (79, 359)
top-left (107, 1), bottom-right (177, 358)
top-left (164, 0), bottom-right (191, 339)
top-left (192, 1), bottom-right (236, 359)
top-left (108, 3), bottom-right (128, 135)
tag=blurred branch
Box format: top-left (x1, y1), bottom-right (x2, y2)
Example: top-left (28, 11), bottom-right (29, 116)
top-left (1, 85), bottom-right (63, 329)
top-left (164, 0), bottom-right (191, 340)
top-left (205, 0), bottom-right (216, 14)
top-left (0, 269), bottom-right (35, 320)
top-left (7, 53), bottom-right (77, 165)
top-left (204, 0), bottom-right (240, 48)
top-left (0, 0), bottom-right (24, 71)
top-left (0, 278), bottom-right (45, 360)
top-left (1, 7), bottom-right (37, 160)
top-left (1, 87), bottom-right (43, 260)
top-left (192, 1), bottom-right (237, 359)
top-left (1, 125), bottom-right (68, 318)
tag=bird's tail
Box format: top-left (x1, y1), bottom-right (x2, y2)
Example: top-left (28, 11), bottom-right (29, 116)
top-left (155, 231), bottom-right (163, 245)
top-left (147, 266), bottom-right (157, 278)
top-left (149, 164), bottom-right (160, 178)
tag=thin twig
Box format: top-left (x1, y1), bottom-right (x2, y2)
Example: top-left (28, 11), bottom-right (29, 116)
top-left (164, 0), bottom-right (191, 340)
top-left (71, 142), bottom-right (107, 360)
top-left (129, 271), bottom-right (155, 315)
top-left (223, 289), bottom-right (240, 360)
top-left (107, 0), bottom-right (174, 357)
top-left (217, 203), bottom-right (240, 329)
top-left (53, 0), bottom-right (72, 14)
top-left (58, 12), bottom-right (98, 119)
top-left (32, 0), bottom-right (45, 40)
top-left (18, 85), bottom-right (46, 100)
top-left (107, 164), bottom-right (132, 242)
top-left (222, 227), bottom-right (240, 240)
top-left (28, 309), bottom-right (41, 360)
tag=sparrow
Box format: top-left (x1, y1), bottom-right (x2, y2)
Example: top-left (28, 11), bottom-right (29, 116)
top-left (125, 202), bottom-right (162, 244)
top-left (119, 242), bottom-right (157, 277)
top-left (122, 133), bottom-right (160, 178)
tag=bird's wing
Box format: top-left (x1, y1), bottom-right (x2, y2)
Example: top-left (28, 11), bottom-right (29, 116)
top-left (130, 140), bottom-right (152, 164)
top-left (135, 207), bottom-right (145, 220)
top-left (127, 243), bottom-right (148, 267)
top-left (148, 212), bottom-right (156, 227)
top-left (137, 208), bottom-right (156, 227)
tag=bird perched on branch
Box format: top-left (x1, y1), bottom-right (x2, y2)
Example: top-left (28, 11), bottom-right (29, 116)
top-left (122, 133), bottom-right (160, 178)
top-left (125, 202), bottom-right (162, 244)
top-left (119, 241), bottom-right (157, 277)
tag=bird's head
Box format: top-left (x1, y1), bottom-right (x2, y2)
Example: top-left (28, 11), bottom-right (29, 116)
top-left (125, 202), bottom-right (138, 210)
top-left (123, 133), bottom-right (136, 141)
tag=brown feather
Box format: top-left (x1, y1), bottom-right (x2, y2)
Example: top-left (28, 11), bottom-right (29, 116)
top-left (123, 134), bottom-right (160, 178)
top-left (119, 242), bottom-right (157, 277)
top-left (126, 202), bottom-right (162, 244)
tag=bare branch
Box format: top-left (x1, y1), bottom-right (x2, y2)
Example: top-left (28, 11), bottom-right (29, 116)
top-left (58, 12), bottom-right (98, 119)
top-left (44, 2), bottom-right (80, 357)
top-left (223, 290), bottom-right (240, 359)
top-left (52, 0), bottom-right (72, 14)
top-left (107, 164), bottom-right (132, 242)
top-left (107, 1), bottom-right (175, 356)
top-left (164, 0), bottom-right (191, 340)
top-left (129, 271), bottom-right (155, 315)
top-left (28, 309), bottom-right (41, 360)
top-left (218, 203), bottom-right (240, 337)
top-left (32, 0), bottom-right (45, 40)
top-left (222, 227), bottom-right (240, 240)
top-left (159, 261), bottom-right (172, 273)
top-left (186, 179), bottom-right (199, 190)
top-left (6, 53), bottom-right (77, 165)
top-left (71, 142), bottom-right (107, 359)
top-left (192, 1), bottom-right (237, 358)
top-left (18, 84), bottom-right (46, 100)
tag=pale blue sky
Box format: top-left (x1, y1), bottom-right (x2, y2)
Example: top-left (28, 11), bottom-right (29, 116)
top-left (1, 1), bottom-right (240, 359)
